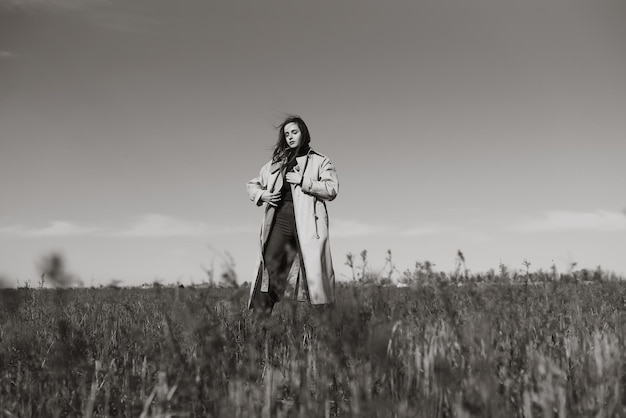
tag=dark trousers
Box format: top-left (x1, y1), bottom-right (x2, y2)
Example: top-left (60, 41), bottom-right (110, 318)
top-left (252, 201), bottom-right (298, 314)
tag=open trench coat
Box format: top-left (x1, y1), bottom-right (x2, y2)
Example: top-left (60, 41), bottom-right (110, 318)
top-left (246, 149), bottom-right (338, 308)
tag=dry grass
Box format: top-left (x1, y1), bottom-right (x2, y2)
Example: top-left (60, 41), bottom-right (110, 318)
top-left (1, 269), bottom-right (626, 417)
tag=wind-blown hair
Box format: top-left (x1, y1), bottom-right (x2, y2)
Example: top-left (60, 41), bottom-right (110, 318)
top-left (271, 115), bottom-right (311, 163)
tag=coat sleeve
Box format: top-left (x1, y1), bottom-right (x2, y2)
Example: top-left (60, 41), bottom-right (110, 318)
top-left (301, 157), bottom-right (339, 201)
top-left (247, 162), bottom-right (270, 206)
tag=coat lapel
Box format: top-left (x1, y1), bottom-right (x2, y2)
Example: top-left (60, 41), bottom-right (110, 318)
top-left (270, 161), bottom-right (282, 174)
top-left (296, 154), bottom-right (309, 175)
top-left (271, 149), bottom-right (311, 176)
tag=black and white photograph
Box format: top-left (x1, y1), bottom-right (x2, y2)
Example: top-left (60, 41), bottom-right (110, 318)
top-left (1, 0), bottom-right (625, 416)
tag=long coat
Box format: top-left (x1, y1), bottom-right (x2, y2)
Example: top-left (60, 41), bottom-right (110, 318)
top-left (246, 149), bottom-right (338, 308)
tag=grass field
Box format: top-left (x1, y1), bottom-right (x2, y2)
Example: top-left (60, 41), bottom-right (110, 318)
top-left (1, 261), bottom-right (626, 417)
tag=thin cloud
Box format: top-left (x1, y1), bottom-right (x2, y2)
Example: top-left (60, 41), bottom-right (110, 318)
top-left (3, 0), bottom-right (110, 10)
top-left (0, 51), bottom-right (16, 59)
top-left (3, 1), bottom-right (158, 33)
top-left (110, 214), bottom-right (254, 237)
top-left (0, 215), bottom-right (255, 238)
top-left (113, 214), bottom-right (210, 237)
top-left (0, 221), bottom-right (100, 237)
top-left (0, 225), bottom-right (23, 235)
top-left (512, 210), bottom-right (626, 233)
top-left (397, 225), bottom-right (449, 236)
top-left (330, 219), bottom-right (389, 238)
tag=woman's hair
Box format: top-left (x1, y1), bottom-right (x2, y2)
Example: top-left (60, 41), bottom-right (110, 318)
top-left (271, 115), bottom-right (311, 163)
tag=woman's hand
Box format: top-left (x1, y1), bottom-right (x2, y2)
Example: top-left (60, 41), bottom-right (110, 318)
top-left (260, 190), bottom-right (281, 207)
top-left (285, 168), bottom-right (303, 186)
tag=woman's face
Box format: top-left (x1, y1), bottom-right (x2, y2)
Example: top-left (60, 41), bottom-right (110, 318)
top-left (284, 122), bottom-right (302, 149)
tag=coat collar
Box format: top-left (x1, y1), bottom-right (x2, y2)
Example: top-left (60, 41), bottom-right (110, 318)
top-left (270, 161), bottom-right (282, 174)
top-left (269, 148), bottom-right (314, 174)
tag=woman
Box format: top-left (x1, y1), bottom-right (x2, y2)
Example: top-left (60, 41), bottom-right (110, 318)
top-left (247, 115), bottom-right (338, 315)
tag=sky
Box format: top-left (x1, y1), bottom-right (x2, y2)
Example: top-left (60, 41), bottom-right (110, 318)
top-left (1, 0), bottom-right (625, 287)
